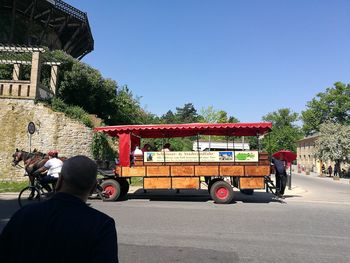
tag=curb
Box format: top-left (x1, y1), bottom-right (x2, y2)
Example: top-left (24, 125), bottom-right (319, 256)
top-left (293, 172), bottom-right (350, 185)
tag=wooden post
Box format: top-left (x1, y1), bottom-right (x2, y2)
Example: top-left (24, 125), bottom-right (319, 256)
top-left (12, 63), bottom-right (20, 80)
top-left (50, 65), bottom-right (58, 94)
top-left (29, 51), bottom-right (42, 98)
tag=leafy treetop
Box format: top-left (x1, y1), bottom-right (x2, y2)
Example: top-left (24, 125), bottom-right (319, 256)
top-left (301, 82), bottom-right (350, 136)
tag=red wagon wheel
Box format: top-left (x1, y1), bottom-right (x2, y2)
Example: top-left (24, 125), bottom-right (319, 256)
top-left (100, 179), bottom-right (121, 201)
top-left (210, 180), bottom-right (234, 204)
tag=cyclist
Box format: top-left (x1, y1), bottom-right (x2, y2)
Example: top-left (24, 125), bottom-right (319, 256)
top-left (33, 150), bottom-right (63, 192)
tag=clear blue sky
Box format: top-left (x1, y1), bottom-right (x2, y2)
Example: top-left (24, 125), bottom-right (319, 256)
top-left (68, 0), bottom-right (350, 122)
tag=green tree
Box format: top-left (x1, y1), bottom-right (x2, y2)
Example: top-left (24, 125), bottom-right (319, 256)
top-left (0, 64), bottom-right (12, 79)
top-left (47, 51), bottom-right (153, 125)
top-left (262, 108), bottom-right (302, 153)
top-left (111, 85), bottom-right (151, 125)
top-left (91, 132), bottom-right (117, 160)
top-left (301, 82), bottom-right (350, 135)
top-left (198, 106), bottom-right (240, 145)
top-left (175, 103), bottom-right (199, 123)
top-left (161, 110), bottom-right (177, 124)
top-left (199, 106), bottom-right (221, 123)
top-left (199, 106), bottom-right (239, 124)
top-left (315, 122), bottom-right (350, 171)
top-left (58, 60), bottom-right (105, 114)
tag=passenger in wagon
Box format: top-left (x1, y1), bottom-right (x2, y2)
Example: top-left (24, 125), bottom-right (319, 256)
top-left (141, 144), bottom-right (152, 153)
top-left (161, 143), bottom-right (171, 152)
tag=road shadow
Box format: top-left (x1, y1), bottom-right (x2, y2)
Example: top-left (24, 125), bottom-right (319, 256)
top-left (234, 191), bottom-right (287, 204)
top-left (282, 194), bottom-right (303, 199)
top-left (127, 189), bottom-right (212, 202)
top-left (0, 197), bottom-right (20, 232)
top-left (125, 189), bottom-right (284, 204)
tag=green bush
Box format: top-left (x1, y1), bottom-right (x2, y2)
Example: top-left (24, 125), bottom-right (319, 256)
top-left (91, 132), bottom-right (117, 161)
top-left (51, 98), bottom-right (93, 128)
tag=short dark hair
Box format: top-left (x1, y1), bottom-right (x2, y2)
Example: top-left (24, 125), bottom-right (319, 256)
top-left (60, 155), bottom-right (97, 195)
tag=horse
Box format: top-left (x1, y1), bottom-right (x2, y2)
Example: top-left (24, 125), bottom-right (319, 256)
top-left (12, 149), bottom-right (49, 186)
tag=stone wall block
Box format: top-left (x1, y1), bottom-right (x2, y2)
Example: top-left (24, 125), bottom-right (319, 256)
top-left (0, 99), bottom-right (94, 181)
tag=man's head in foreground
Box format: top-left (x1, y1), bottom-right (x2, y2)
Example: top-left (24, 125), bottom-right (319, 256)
top-left (56, 155), bottom-right (97, 201)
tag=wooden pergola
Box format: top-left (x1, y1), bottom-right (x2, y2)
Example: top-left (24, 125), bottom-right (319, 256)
top-left (0, 45), bottom-right (61, 99)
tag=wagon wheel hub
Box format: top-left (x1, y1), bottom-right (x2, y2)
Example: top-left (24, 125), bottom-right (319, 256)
top-left (216, 187), bottom-right (229, 200)
top-left (103, 185), bottom-right (115, 196)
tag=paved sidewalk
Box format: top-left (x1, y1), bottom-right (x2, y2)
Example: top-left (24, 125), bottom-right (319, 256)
top-left (292, 170), bottom-right (350, 185)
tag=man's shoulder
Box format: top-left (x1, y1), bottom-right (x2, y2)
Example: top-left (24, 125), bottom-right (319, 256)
top-left (84, 204), bottom-right (114, 222)
top-left (53, 193), bottom-right (114, 222)
top-left (9, 201), bottom-right (49, 223)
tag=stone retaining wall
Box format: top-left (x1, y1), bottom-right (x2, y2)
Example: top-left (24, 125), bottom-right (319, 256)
top-left (0, 98), bottom-right (93, 181)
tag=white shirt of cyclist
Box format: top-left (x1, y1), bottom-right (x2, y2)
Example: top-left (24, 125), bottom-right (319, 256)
top-left (44, 158), bottom-right (63, 177)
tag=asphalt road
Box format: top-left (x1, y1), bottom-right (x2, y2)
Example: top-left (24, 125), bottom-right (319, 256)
top-left (1, 174), bottom-right (349, 263)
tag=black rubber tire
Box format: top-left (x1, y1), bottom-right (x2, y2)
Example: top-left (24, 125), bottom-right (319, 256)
top-left (210, 180), bottom-right (234, 204)
top-left (18, 186), bottom-right (41, 208)
top-left (100, 179), bottom-right (121, 201)
top-left (119, 178), bottom-right (130, 198)
top-left (240, 189), bottom-right (254, 195)
top-left (207, 178), bottom-right (221, 193)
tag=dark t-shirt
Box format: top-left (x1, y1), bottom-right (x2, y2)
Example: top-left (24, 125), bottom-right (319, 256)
top-left (272, 158), bottom-right (286, 174)
top-left (0, 192), bottom-right (118, 263)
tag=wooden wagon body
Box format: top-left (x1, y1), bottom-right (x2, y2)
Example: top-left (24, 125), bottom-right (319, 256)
top-left (95, 122), bottom-right (272, 203)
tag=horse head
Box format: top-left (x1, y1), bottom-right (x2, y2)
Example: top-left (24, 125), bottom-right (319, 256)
top-left (12, 148), bottom-right (24, 166)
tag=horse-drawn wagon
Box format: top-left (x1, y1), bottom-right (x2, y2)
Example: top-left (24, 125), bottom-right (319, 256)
top-left (94, 122), bottom-right (273, 204)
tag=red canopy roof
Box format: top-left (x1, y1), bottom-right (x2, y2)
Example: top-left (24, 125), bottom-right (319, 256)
top-left (94, 122), bottom-right (272, 138)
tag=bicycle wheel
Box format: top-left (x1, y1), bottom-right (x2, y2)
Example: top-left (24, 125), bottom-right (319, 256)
top-left (18, 186), bottom-right (41, 208)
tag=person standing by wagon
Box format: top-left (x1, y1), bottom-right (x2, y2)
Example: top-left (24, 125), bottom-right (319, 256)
top-left (272, 156), bottom-right (287, 198)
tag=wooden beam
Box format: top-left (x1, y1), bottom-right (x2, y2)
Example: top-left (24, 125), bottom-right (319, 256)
top-left (0, 60), bottom-right (61, 66)
top-left (39, 8), bottom-right (53, 43)
top-left (34, 9), bottom-right (51, 20)
top-left (0, 46), bottom-right (45, 52)
top-left (27, 0), bottom-right (36, 45)
top-left (23, 2), bottom-right (34, 15)
top-left (63, 26), bottom-right (81, 51)
top-left (50, 16), bottom-right (67, 23)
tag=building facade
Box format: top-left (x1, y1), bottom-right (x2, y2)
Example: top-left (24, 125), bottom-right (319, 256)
top-left (296, 134), bottom-right (320, 174)
top-left (297, 134), bottom-right (349, 175)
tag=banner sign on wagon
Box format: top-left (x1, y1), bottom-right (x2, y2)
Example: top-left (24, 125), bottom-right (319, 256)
top-left (234, 151), bottom-right (258, 162)
top-left (144, 151), bottom-right (258, 163)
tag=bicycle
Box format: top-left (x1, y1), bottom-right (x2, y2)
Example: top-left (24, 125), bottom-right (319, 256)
top-left (18, 174), bottom-right (107, 207)
top-left (18, 176), bottom-right (56, 208)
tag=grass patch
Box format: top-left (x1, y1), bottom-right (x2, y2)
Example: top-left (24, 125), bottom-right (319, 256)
top-left (0, 181), bottom-right (28, 193)
top-left (130, 177), bottom-right (143, 187)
